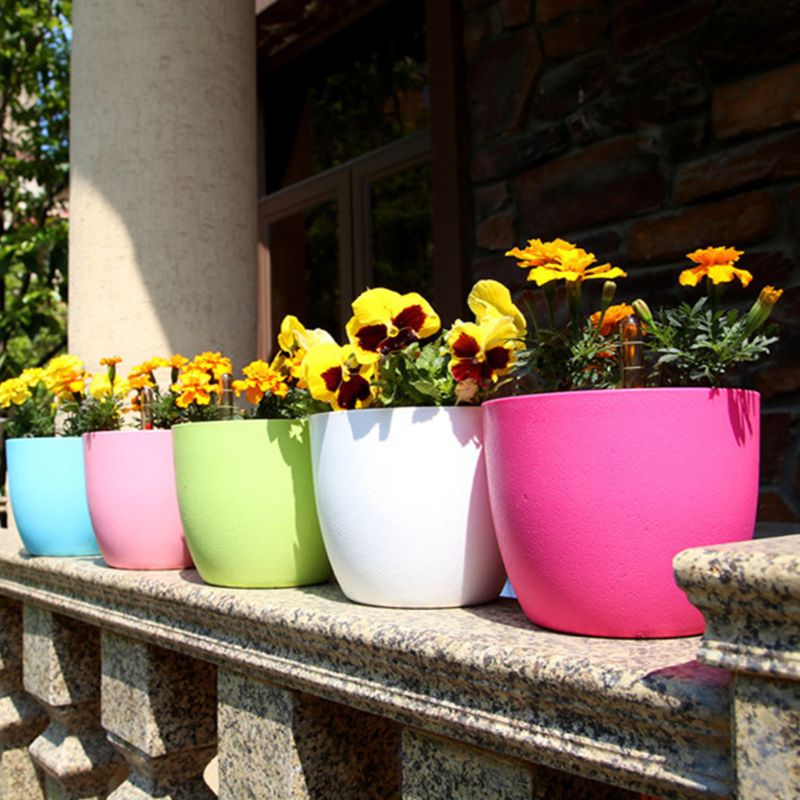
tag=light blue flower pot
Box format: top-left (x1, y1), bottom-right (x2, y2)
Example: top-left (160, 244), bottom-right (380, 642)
top-left (6, 436), bottom-right (99, 556)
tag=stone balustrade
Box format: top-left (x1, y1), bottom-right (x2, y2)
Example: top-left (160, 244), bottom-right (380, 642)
top-left (0, 533), bottom-right (795, 799)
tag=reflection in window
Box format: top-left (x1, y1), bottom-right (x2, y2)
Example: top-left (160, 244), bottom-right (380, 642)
top-left (371, 163), bottom-right (433, 299)
top-left (270, 201), bottom-right (340, 336)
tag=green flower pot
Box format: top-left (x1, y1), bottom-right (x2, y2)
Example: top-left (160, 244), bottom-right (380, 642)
top-left (172, 419), bottom-right (331, 588)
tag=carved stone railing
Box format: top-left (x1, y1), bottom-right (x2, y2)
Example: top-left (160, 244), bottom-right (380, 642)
top-left (0, 533), bottom-right (795, 799)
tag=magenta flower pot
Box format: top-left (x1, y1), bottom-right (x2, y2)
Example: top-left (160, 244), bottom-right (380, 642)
top-left (483, 388), bottom-right (760, 638)
top-left (83, 430), bottom-right (192, 570)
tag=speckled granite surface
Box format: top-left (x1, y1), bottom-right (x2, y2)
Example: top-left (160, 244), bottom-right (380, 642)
top-left (0, 598), bottom-right (46, 798)
top-left (218, 669), bottom-right (401, 799)
top-left (22, 606), bottom-right (126, 798)
top-left (732, 675), bottom-right (800, 800)
top-left (674, 533), bottom-right (800, 678)
top-left (101, 632), bottom-right (216, 799)
top-left (0, 536), bottom-right (733, 799)
top-left (401, 728), bottom-right (640, 799)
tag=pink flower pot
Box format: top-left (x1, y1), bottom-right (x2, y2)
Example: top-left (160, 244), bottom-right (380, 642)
top-left (483, 388), bottom-right (759, 638)
top-left (83, 430), bottom-right (192, 570)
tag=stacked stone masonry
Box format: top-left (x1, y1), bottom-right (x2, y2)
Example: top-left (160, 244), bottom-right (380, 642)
top-left (464, 0), bottom-right (800, 524)
top-left (0, 533), bottom-right (796, 799)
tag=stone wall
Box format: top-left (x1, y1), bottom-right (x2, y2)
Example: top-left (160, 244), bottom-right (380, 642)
top-left (463, 0), bottom-right (800, 524)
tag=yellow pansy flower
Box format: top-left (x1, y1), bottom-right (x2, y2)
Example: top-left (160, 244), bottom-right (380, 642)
top-left (446, 315), bottom-right (524, 387)
top-left (467, 280), bottom-right (527, 335)
top-left (303, 343), bottom-right (375, 411)
top-left (345, 288), bottom-right (440, 363)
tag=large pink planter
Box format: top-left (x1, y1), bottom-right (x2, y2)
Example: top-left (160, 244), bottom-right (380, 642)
top-left (83, 430), bottom-right (192, 570)
top-left (483, 388), bottom-right (760, 638)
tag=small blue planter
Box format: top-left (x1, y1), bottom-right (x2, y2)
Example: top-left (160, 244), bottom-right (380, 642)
top-left (6, 436), bottom-right (99, 557)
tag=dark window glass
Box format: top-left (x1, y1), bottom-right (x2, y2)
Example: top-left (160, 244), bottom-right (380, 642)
top-left (370, 162), bottom-right (433, 298)
top-left (263, 0), bottom-right (428, 191)
top-left (270, 201), bottom-right (340, 335)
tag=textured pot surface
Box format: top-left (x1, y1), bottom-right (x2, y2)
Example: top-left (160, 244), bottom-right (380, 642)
top-left (84, 430), bottom-right (191, 569)
top-left (483, 388), bottom-right (760, 638)
top-left (6, 436), bottom-right (99, 557)
top-left (173, 419), bottom-right (330, 588)
top-left (309, 406), bottom-right (505, 608)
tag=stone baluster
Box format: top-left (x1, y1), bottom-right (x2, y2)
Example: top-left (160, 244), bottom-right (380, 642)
top-left (23, 605), bottom-right (125, 799)
top-left (100, 632), bottom-right (217, 799)
top-left (217, 669), bottom-right (401, 799)
top-left (675, 535), bottom-right (800, 800)
top-left (0, 597), bottom-right (47, 798)
top-left (401, 728), bottom-right (641, 799)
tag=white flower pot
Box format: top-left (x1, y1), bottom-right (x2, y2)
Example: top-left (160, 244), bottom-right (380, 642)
top-left (309, 406), bottom-right (505, 608)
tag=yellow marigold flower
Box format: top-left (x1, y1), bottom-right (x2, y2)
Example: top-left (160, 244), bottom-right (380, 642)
top-left (679, 246), bottom-right (751, 287)
top-left (172, 369), bottom-right (215, 408)
top-left (467, 280), bottom-right (527, 336)
top-left (0, 377), bottom-right (31, 408)
top-left (19, 367), bottom-right (46, 387)
top-left (232, 360), bottom-right (289, 405)
top-left (99, 356), bottom-right (122, 367)
top-left (590, 303), bottom-right (636, 336)
top-left (345, 288), bottom-right (440, 364)
top-left (191, 351), bottom-right (233, 380)
top-left (303, 343), bottom-right (375, 411)
top-left (446, 316), bottom-right (525, 388)
top-left (89, 373), bottom-right (130, 400)
top-left (44, 354), bottom-right (88, 399)
top-left (168, 354), bottom-right (189, 369)
top-left (506, 238), bottom-right (626, 285)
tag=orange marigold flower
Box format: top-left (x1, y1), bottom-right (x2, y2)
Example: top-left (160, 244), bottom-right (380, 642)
top-left (172, 369), bottom-right (216, 408)
top-left (100, 356), bottom-right (122, 366)
top-left (679, 246), bottom-right (751, 287)
top-left (232, 360), bottom-right (289, 405)
top-left (506, 238), bottom-right (627, 285)
top-left (191, 351), bottom-right (233, 380)
top-left (589, 304), bottom-right (635, 336)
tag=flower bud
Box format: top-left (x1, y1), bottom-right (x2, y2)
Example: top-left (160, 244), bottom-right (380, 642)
top-left (743, 285), bottom-right (783, 334)
top-left (601, 281), bottom-right (617, 310)
top-left (632, 299), bottom-right (653, 327)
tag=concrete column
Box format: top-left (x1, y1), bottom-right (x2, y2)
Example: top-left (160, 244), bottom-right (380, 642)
top-left (69, 0), bottom-right (257, 372)
top-left (217, 670), bottom-right (401, 798)
top-left (100, 633), bottom-right (217, 799)
top-left (675, 535), bottom-right (800, 800)
top-left (23, 607), bottom-right (125, 799)
top-left (0, 599), bottom-right (46, 799)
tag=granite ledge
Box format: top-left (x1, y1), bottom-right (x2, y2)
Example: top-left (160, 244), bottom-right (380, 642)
top-left (0, 536), bottom-right (731, 799)
top-left (674, 534), bottom-right (800, 679)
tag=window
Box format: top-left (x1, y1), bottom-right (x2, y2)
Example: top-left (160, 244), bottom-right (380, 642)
top-left (257, 0), bottom-right (467, 356)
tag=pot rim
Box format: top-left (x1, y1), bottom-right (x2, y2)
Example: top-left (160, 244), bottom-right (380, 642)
top-left (310, 405), bottom-right (482, 422)
top-left (171, 417), bottom-right (309, 432)
top-left (82, 428), bottom-right (172, 439)
top-left (6, 434), bottom-right (80, 445)
top-left (483, 386), bottom-right (760, 409)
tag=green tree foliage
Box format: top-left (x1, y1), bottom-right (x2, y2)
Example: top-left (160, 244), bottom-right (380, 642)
top-left (0, 0), bottom-right (70, 379)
